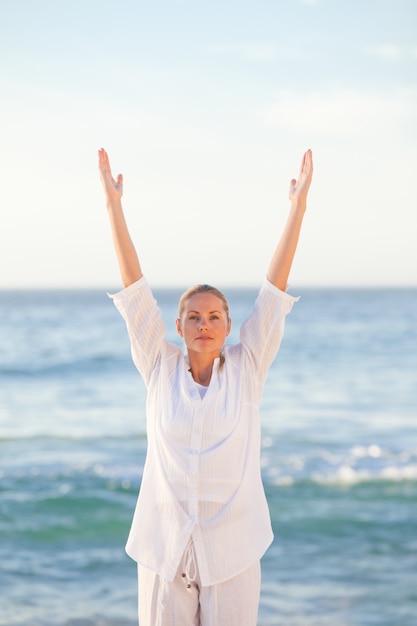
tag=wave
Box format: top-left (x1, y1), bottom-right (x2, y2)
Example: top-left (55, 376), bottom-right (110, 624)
top-left (3, 446), bottom-right (416, 488)
top-left (264, 443), bottom-right (417, 487)
top-left (308, 463), bottom-right (417, 486)
top-left (0, 353), bottom-right (130, 377)
top-left (270, 467), bottom-right (417, 488)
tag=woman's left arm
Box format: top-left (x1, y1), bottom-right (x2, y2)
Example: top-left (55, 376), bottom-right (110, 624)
top-left (267, 149), bottom-right (313, 291)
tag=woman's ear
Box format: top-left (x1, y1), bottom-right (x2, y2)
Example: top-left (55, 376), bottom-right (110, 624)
top-left (226, 318), bottom-right (232, 336)
top-left (176, 318), bottom-right (183, 337)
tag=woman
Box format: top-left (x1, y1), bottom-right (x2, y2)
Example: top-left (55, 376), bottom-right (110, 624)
top-left (98, 147), bottom-right (313, 626)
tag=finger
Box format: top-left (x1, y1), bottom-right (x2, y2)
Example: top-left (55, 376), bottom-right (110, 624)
top-left (98, 148), bottom-right (109, 172)
top-left (305, 149), bottom-right (312, 170)
top-left (301, 150), bottom-right (313, 181)
top-left (307, 149), bottom-right (313, 172)
top-left (104, 154), bottom-right (113, 177)
top-left (303, 150), bottom-right (311, 171)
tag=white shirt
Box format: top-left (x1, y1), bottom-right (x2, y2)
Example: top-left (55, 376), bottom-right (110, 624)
top-left (110, 276), bottom-right (298, 586)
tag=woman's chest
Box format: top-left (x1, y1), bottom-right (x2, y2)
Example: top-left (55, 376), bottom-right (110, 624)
top-left (149, 360), bottom-right (256, 451)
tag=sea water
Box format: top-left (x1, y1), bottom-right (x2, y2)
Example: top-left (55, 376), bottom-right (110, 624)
top-left (1, 286), bottom-right (416, 626)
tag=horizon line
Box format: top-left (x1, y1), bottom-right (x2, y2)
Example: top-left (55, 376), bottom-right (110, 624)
top-left (1, 283), bottom-right (416, 291)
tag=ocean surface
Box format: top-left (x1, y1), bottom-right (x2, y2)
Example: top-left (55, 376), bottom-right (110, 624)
top-left (1, 286), bottom-right (416, 626)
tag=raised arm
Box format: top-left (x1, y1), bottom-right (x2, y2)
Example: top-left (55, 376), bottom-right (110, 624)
top-left (98, 148), bottom-right (143, 287)
top-left (267, 149), bottom-right (313, 291)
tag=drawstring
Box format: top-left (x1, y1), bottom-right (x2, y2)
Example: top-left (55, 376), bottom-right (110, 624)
top-left (181, 540), bottom-right (197, 592)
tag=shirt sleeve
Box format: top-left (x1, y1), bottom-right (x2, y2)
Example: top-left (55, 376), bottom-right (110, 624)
top-left (108, 277), bottom-right (166, 386)
top-left (239, 278), bottom-right (299, 384)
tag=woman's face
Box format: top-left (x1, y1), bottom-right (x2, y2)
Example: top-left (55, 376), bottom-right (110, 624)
top-left (176, 292), bottom-right (231, 357)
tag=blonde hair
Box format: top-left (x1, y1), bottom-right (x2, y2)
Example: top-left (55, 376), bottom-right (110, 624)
top-left (178, 284), bottom-right (230, 370)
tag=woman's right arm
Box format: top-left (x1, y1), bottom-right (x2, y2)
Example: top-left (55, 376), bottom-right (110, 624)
top-left (98, 148), bottom-right (143, 287)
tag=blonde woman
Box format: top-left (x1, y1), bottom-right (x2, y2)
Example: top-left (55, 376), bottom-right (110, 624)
top-left (98, 147), bottom-right (313, 626)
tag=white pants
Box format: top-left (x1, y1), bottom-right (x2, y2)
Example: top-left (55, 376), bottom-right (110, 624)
top-left (137, 541), bottom-right (261, 626)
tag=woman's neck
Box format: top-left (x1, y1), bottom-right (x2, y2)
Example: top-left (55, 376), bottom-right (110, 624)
top-left (187, 352), bottom-right (217, 386)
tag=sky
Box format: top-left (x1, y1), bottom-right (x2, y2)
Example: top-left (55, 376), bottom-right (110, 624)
top-left (1, 0), bottom-right (416, 289)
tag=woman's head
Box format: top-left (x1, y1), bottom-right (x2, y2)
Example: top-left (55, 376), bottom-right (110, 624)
top-left (176, 285), bottom-right (231, 360)
top-left (178, 284), bottom-right (230, 320)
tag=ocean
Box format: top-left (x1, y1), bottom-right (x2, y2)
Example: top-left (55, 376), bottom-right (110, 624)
top-left (1, 286), bottom-right (416, 626)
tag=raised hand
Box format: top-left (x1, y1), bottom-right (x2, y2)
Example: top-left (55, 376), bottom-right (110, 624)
top-left (288, 149), bottom-right (313, 205)
top-left (267, 149), bottom-right (313, 291)
top-left (98, 148), bottom-right (123, 204)
top-left (98, 149), bottom-right (142, 286)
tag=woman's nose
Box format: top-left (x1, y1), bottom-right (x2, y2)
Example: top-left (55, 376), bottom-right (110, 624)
top-left (199, 318), bottom-right (209, 330)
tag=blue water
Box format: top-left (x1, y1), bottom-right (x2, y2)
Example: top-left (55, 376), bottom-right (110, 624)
top-left (1, 287), bottom-right (416, 626)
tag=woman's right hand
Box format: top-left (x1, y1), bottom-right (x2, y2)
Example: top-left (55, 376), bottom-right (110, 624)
top-left (98, 148), bottom-right (123, 205)
top-left (288, 149), bottom-right (313, 206)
